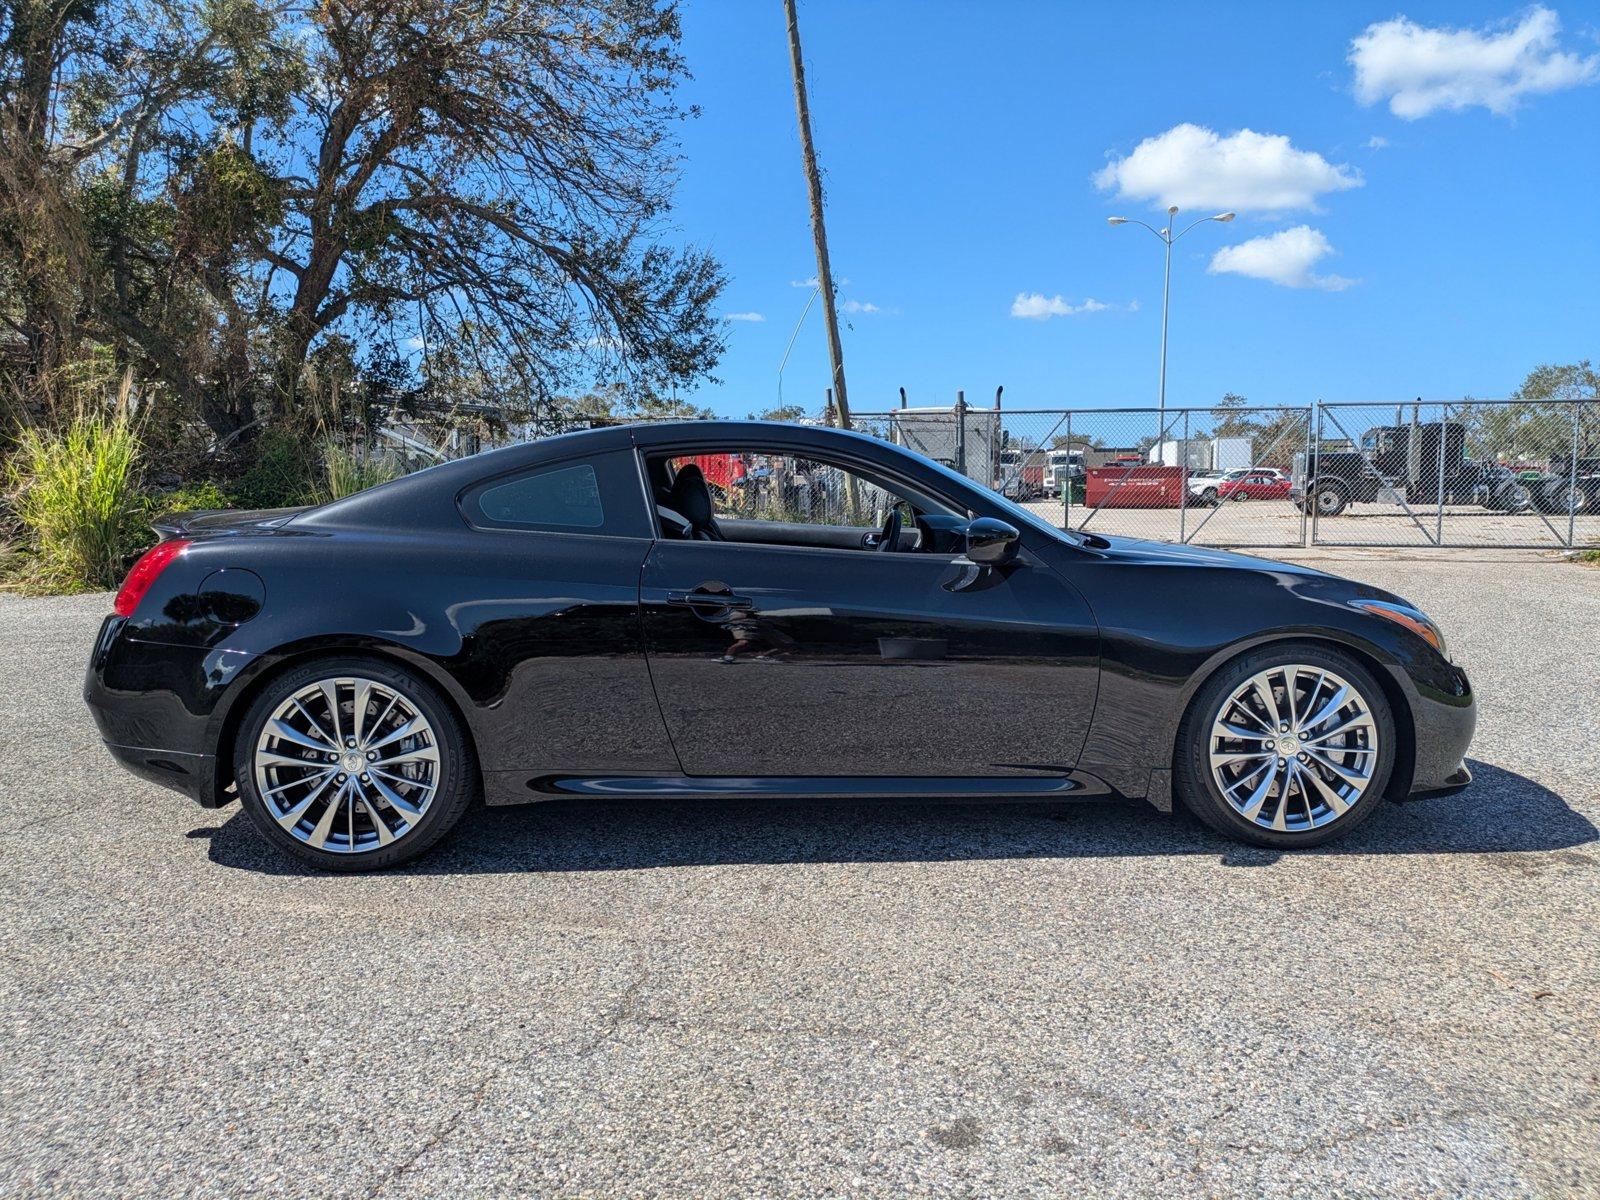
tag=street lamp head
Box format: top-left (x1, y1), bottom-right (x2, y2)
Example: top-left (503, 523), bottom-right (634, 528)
top-left (1214, 212), bottom-right (1236, 223)
top-left (1107, 216), bottom-right (1128, 226)
top-left (1167, 205), bottom-right (1179, 215)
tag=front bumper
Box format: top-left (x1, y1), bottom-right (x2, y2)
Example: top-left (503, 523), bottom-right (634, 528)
top-left (1397, 656), bottom-right (1476, 801)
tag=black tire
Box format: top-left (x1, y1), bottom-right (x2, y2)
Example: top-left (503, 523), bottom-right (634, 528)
top-left (1535, 482), bottom-right (1586, 516)
top-left (233, 657), bottom-right (478, 871)
top-left (1306, 481), bottom-right (1348, 518)
top-left (1173, 642), bottom-right (1397, 849)
top-left (1201, 487), bottom-right (1219, 505)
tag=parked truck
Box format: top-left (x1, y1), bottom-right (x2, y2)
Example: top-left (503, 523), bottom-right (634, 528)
top-left (996, 446), bottom-right (1047, 499)
top-left (1291, 419), bottom-right (1529, 517)
top-left (1043, 449), bottom-right (1084, 497)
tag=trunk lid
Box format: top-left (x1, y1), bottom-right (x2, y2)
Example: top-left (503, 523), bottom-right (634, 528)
top-left (149, 506), bottom-right (309, 541)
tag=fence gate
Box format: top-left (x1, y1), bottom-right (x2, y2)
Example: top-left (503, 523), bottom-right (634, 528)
top-left (1308, 399), bottom-right (1596, 550)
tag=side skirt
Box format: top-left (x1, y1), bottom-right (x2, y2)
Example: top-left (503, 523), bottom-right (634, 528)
top-left (483, 771), bottom-right (1117, 806)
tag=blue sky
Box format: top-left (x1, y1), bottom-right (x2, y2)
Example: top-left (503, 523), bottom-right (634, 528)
top-left (664, 1), bottom-right (1600, 417)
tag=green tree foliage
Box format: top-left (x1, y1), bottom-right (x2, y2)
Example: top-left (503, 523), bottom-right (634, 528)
top-left (1199, 393), bottom-right (1308, 470)
top-left (748, 404), bottom-right (808, 422)
top-left (1461, 361), bottom-right (1597, 464)
top-left (1, 0), bottom-right (724, 440)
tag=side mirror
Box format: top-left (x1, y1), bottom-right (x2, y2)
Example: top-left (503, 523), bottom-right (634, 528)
top-left (964, 517), bottom-right (1020, 565)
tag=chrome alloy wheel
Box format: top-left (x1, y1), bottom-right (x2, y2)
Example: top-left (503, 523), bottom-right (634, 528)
top-left (253, 676), bottom-right (440, 854)
top-left (1207, 664), bottom-right (1379, 833)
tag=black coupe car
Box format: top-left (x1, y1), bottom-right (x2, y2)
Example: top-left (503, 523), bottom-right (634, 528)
top-left (86, 421), bottom-right (1475, 870)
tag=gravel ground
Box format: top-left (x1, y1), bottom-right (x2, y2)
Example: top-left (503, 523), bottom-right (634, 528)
top-left (1016, 496), bottom-right (1600, 551)
top-left (2, 554), bottom-right (1597, 1198)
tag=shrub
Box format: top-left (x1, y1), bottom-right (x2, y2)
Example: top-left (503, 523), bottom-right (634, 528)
top-left (229, 426), bottom-right (321, 509)
top-left (149, 479), bottom-right (229, 516)
top-left (320, 442), bottom-right (402, 502)
top-left (7, 414), bottom-right (146, 591)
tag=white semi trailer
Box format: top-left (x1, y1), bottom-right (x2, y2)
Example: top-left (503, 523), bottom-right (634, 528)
top-left (886, 406), bottom-right (1001, 488)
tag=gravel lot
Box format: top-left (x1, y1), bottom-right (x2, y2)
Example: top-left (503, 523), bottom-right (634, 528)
top-left (2, 554), bottom-right (1597, 1198)
top-left (1022, 497), bottom-right (1600, 551)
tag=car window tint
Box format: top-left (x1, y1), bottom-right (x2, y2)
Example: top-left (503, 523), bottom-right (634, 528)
top-left (465, 450), bottom-right (652, 537)
top-left (479, 464), bottom-right (603, 528)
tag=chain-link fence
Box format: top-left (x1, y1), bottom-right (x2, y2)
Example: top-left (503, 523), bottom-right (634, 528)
top-left (1306, 399), bottom-right (1598, 548)
top-left (853, 403), bottom-right (1314, 548)
top-left (378, 396), bottom-right (1598, 550)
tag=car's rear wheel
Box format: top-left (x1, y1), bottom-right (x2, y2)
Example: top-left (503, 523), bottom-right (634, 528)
top-left (1174, 644), bottom-right (1395, 848)
top-left (234, 658), bottom-right (477, 871)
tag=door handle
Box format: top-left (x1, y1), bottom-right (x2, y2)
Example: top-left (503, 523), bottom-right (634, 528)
top-left (667, 588), bottom-right (754, 611)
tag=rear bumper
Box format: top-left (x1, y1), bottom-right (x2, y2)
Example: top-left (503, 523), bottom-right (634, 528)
top-left (84, 615), bottom-right (232, 808)
top-left (99, 740), bottom-right (220, 806)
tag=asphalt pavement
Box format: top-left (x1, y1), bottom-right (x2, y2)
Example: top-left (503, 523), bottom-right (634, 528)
top-left (1, 553), bottom-right (1596, 1198)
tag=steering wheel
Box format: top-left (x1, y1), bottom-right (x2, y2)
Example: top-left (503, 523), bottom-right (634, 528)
top-left (876, 506), bottom-right (902, 553)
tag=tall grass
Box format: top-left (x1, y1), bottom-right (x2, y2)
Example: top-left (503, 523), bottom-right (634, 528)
top-left (321, 442), bottom-right (402, 502)
top-left (7, 414), bottom-right (146, 591)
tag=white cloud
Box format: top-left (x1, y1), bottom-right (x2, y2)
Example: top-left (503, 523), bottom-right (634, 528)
top-left (1093, 124), bottom-right (1362, 213)
top-left (724, 311), bottom-right (766, 323)
top-left (789, 275), bottom-right (850, 289)
top-left (1009, 294), bottom-right (1137, 320)
top-left (1208, 226), bottom-right (1356, 291)
top-left (1366, 135), bottom-right (1389, 149)
top-left (839, 299), bottom-right (880, 314)
top-left (1350, 6), bottom-right (1599, 118)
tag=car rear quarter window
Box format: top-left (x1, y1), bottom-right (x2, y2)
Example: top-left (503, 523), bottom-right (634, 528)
top-left (464, 450), bottom-right (650, 538)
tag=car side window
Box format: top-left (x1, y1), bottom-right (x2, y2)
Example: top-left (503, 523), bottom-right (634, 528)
top-left (463, 449), bottom-right (651, 538)
top-left (647, 448), bottom-right (962, 553)
top-left (663, 452), bottom-right (912, 528)
top-left (481, 464), bottom-right (603, 527)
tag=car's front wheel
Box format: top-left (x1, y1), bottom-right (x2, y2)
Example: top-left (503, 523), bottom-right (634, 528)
top-left (1174, 644), bottom-right (1395, 848)
top-left (234, 658), bottom-right (477, 871)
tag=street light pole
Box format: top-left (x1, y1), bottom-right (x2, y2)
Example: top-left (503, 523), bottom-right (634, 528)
top-left (1158, 210), bottom-right (1174, 426)
top-left (1109, 206), bottom-right (1235, 435)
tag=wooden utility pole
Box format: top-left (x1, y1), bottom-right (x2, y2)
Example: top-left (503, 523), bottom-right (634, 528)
top-left (783, 0), bottom-right (851, 430)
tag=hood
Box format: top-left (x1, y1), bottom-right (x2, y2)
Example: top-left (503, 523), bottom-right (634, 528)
top-left (1087, 534), bottom-right (1421, 611)
top-left (1090, 534), bottom-right (1334, 577)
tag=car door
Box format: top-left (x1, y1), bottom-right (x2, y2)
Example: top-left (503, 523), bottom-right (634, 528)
top-left (636, 445), bottom-right (1100, 780)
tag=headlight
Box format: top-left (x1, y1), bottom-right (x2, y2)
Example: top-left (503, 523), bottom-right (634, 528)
top-left (1352, 599), bottom-right (1449, 659)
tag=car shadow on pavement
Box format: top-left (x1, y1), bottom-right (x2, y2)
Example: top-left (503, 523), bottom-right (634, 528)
top-left (203, 758), bottom-right (1597, 876)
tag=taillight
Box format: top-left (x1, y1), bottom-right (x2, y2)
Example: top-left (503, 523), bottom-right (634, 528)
top-left (114, 539), bottom-right (192, 618)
